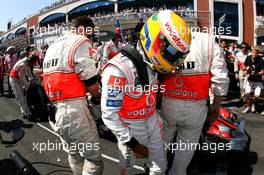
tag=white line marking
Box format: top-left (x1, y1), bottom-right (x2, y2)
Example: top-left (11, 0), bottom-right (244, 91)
top-left (36, 123), bottom-right (145, 171)
top-left (101, 154), bottom-right (145, 171)
top-left (36, 123), bottom-right (60, 137)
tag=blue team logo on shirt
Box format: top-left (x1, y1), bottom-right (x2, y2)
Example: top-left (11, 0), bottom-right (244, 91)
top-left (107, 88), bottom-right (121, 97)
top-left (106, 100), bottom-right (122, 107)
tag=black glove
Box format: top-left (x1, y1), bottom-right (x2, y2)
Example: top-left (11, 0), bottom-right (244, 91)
top-left (91, 96), bottom-right (101, 105)
top-left (126, 137), bottom-right (149, 158)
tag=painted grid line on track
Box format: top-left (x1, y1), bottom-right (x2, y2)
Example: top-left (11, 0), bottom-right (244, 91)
top-left (36, 123), bottom-right (145, 171)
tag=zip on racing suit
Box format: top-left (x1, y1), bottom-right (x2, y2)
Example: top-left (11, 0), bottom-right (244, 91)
top-left (9, 57), bottom-right (33, 117)
top-left (101, 44), bottom-right (166, 175)
top-left (42, 33), bottom-right (103, 175)
top-left (160, 32), bottom-right (230, 175)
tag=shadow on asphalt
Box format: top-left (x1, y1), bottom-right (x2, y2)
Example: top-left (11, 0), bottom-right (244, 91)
top-left (31, 161), bottom-right (70, 169)
top-left (222, 99), bottom-right (264, 113)
top-left (222, 100), bottom-right (245, 108)
top-left (223, 91), bottom-right (264, 113)
top-left (0, 119), bottom-right (33, 145)
top-left (222, 92), bottom-right (245, 108)
top-left (0, 119), bottom-right (33, 132)
top-left (46, 169), bottom-right (73, 175)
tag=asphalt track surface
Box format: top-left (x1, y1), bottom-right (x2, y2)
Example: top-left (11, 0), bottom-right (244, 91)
top-left (0, 94), bottom-right (146, 175)
top-left (0, 78), bottom-right (264, 175)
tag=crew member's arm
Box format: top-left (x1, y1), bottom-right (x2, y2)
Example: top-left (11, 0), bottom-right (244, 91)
top-left (101, 65), bottom-right (131, 143)
top-left (27, 64), bottom-right (34, 84)
top-left (102, 65), bottom-right (148, 157)
top-left (18, 65), bottom-right (31, 90)
top-left (209, 41), bottom-right (230, 123)
top-left (102, 43), bottom-right (110, 63)
top-left (73, 39), bottom-right (100, 97)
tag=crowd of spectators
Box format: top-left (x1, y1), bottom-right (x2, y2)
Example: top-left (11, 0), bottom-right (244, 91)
top-left (0, 44), bottom-right (48, 97)
top-left (4, 4), bottom-right (195, 38)
top-left (219, 40), bottom-right (264, 115)
top-left (92, 6), bottom-right (194, 18)
top-left (39, 0), bottom-right (76, 13)
top-left (92, 10), bottom-right (152, 25)
top-left (32, 5), bottom-right (195, 37)
top-left (92, 6), bottom-right (195, 24)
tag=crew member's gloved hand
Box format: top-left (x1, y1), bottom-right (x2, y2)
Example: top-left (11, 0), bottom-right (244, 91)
top-left (91, 96), bottom-right (101, 105)
top-left (207, 106), bottom-right (219, 124)
top-left (125, 137), bottom-right (149, 158)
top-left (132, 143), bottom-right (149, 158)
top-left (207, 96), bottom-right (222, 124)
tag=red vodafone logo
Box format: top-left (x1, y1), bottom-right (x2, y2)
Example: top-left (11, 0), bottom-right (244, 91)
top-left (146, 93), bottom-right (156, 107)
top-left (174, 77), bottom-right (184, 88)
top-left (164, 22), bottom-right (186, 52)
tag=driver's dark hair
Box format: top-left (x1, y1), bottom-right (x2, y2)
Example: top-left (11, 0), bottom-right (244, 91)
top-left (72, 16), bottom-right (95, 29)
top-left (27, 53), bottom-right (38, 63)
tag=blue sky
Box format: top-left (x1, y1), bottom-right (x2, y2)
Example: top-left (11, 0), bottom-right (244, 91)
top-left (0, 0), bottom-right (56, 32)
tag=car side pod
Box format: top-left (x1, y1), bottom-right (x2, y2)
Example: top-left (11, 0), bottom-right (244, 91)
top-left (10, 151), bottom-right (40, 175)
